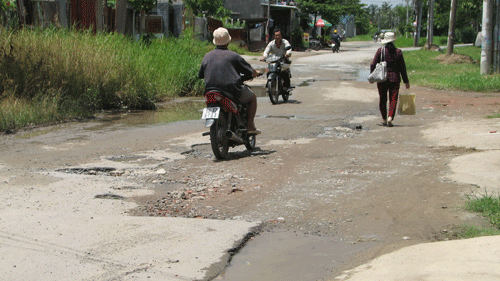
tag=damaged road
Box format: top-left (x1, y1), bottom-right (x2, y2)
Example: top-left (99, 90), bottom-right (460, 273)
top-left (1, 41), bottom-right (500, 281)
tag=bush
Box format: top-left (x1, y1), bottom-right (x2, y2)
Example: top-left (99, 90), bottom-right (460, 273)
top-left (456, 26), bottom-right (476, 44)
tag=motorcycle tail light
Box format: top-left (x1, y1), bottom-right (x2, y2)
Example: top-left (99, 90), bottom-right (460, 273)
top-left (204, 91), bottom-right (222, 104)
top-left (204, 91), bottom-right (238, 114)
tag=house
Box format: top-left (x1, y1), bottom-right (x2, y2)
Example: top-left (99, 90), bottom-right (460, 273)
top-left (223, 0), bottom-right (299, 51)
top-left (15, 0), bottom-right (184, 38)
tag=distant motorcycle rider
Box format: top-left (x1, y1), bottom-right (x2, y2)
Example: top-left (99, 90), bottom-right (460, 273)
top-left (331, 29), bottom-right (341, 48)
top-left (261, 28), bottom-right (292, 91)
top-left (199, 27), bottom-right (261, 135)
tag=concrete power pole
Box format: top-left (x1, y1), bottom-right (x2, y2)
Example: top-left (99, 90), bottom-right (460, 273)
top-left (494, 0), bottom-right (500, 73)
top-left (480, 0), bottom-right (493, 74)
top-left (446, 0), bottom-right (458, 55)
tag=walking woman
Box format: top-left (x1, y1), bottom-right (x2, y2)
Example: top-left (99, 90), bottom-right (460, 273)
top-left (370, 32), bottom-right (410, 127)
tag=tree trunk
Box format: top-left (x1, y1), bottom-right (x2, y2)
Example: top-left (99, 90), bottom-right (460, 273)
top-left (426, 0), bottom-right (434, 47)
top-left (413, 0), bottom-right (423, 47)
top-left (446, 0), bottom-right (458, 55)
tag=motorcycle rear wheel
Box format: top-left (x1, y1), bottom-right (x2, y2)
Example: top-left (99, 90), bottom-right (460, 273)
top-left (210, 113), bottom-right (229, 159)
top-left (268, 78), bottom-right (280, 104)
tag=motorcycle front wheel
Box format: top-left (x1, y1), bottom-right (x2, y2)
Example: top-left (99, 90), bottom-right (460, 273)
top-left (210, 113), bottom-right (229, 159)
top-left (268, 78), bottom-right (280, 104)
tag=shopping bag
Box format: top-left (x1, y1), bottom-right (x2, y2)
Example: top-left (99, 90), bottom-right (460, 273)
top-left (398, 92), bottom-right (416, 115)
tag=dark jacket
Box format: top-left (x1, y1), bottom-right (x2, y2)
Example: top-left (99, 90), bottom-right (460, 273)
top-left (198, 46), bottom-right (254, 99)
top-left (370, 46), bottom-right (409, 84)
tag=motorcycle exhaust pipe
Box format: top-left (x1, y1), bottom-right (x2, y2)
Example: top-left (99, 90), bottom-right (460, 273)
top-left (225, 130), bottom-right (244, 143)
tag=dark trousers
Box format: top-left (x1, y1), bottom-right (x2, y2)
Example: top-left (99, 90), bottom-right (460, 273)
top-left (377, 81), bottom-right (400, 119)
top-left (281, 70), bottom-right (291, 88)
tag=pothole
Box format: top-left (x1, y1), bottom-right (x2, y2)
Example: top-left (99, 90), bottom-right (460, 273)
top-left (95, 193), bottom-right (125, 200)
top-left (56, 167), bottom-right (116, 175)
top-left (318, 126), bottom-right (362, 138)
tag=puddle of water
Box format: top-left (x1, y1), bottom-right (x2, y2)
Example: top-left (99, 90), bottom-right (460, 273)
top-left (356, 69), bottom-right (371, 81)
top-left (90, 99), bottom-right (205, 128)
top-left (216, 229), bottom-right (375, 281)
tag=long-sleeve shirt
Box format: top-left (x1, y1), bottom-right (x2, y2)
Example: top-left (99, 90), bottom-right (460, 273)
top-left (263, 39), bottom-right (292, 58)
top-left (370, 46), bottom-right (409, 84)
top-left (198, 46), bottom-right (254, 99)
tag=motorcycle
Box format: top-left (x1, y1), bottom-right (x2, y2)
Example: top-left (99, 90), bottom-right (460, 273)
top-left (309, 38), bottom-right (322, 51)
top-left (330, 41), bottom-right (339, 53)
top-left (201, 84), bottom-right (257, 160)
top-left (264, 47), bottom-right (293, 104)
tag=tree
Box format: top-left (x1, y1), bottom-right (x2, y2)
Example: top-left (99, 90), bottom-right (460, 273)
top-left (295, 0), bottom-right (364, 37)
top-left (128, 0), bottom-right (157, 35)
top-left (184, 0), bottom-right (229, 17)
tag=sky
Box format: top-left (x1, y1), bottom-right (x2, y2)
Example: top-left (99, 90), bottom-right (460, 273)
top-left (360, 0), bottom-right (409, 7)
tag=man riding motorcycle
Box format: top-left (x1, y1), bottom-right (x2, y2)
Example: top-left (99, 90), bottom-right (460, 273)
top-left (199, 27), bottom-right (261, 135)
top-left (331, 29), bottom-right (341, 48)
top-left (261, 28), bottom-right (292, 91)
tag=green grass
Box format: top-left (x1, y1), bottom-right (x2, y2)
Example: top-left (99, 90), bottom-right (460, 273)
top-left (0, 27), bottom-right (213, 132)
top-left (465, 192), bottom-right (500, 229)
top-left (403, 46), bottom-right (500, 92)
top-left (487, 113), bottom-right (500, 118)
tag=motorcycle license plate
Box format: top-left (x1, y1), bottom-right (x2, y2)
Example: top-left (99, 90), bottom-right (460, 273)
top-left (202, 107), bottom-right (220, 119)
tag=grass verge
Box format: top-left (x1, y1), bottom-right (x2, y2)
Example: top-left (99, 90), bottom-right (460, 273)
top-left (403, 46), bottom-right (500, 92)
top-left (437, 191), bottom-right (500, 241)
top-left (0, 27), bottom-right (212, 132)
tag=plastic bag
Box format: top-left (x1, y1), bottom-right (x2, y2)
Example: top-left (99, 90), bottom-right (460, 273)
top-left (398, 92), bottom-right (416, 115)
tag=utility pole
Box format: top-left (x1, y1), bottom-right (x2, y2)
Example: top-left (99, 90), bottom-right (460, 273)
top-left (494, 0), bottom-right (500, 72)
top-left (266, 0), bottom-right (271, 42)
top-left (446, 0), bottom-right (458, 55)
top-left (426, 0), bottom-right (434, 47)
top-left (480, 0), bottom-right (493, 74)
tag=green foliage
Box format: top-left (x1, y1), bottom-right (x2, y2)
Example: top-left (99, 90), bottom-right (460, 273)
top-left (127, 0), bottom-right (156, 11)
top-left (465, 192), bottom-right (500, 229)
top-left (295, 0), bottom-right (364, 28)
top-left (185, 0), bottom-right (230, 17)
top-left (456, 26), bottom-right (476, 44)
top-left (222, 18), bottom-right (246, 29)
top-left (0, 0), bottom-right (15, 11)
top-left (487, 113), bottom-right (500, 119)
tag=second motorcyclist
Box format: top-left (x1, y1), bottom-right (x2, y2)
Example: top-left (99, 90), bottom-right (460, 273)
top-left (331, 29), bottom-right (341, 48)
top-left (199, 27), bottom-right (261, 135)
top-left (261, 28), bottom-right (292, 91)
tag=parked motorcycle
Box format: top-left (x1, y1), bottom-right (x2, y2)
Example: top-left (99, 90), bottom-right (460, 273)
top-left (309, 38), bottom-right (322, 51)
top-left (330, 41), bottom-right (339, 53)
top-left (201, 86), bottom-right (256, 160)
top-left (264, 47), bottom-right (293, 104)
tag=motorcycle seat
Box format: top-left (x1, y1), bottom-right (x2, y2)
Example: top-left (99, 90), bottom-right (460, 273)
top-left (205, 87), bottom-right (238, 102)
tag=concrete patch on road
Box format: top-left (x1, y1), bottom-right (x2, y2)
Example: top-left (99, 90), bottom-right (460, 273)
top-left (0, 163), bottom-right (261, 281)
top-left (422, 117), bottom-right (500, 193)
top-left (422, 117), bottom-right (500, 150)
top-left (334, 235), bottom-right (500, 281)
top-left (322, 82), bottom-right (377, 103)
top-left (447, 151), bottom-right (500, 194)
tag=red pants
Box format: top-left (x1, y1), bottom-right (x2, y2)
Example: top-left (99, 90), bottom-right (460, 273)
top-left (377, 82), bottom-right (400, 120)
